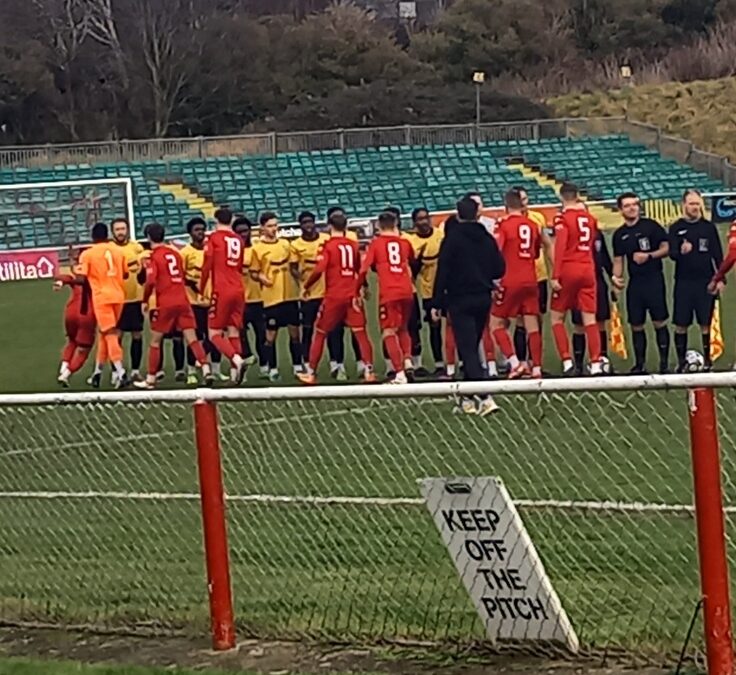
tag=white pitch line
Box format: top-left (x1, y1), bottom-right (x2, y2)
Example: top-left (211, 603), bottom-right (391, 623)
top-left (0, 401), bottom-right (410, 458)
top-left (0, 490), bottom-right (717, 514)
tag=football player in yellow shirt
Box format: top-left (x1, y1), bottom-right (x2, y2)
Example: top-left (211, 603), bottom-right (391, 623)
top-left (180, 217), bottom-right (226, 384)
top-left (406, 207), bottom-right (445, 376)
top-left (111, 218), bottom-right (147, 380)
top-left (513, 187), bottom-right (554, 365)
top-left (290, 211), bottom-right (329, 374)
top-left (233, 216), bottom-right (267, 378)
top-left (252, 212), bottom-right (302, 382)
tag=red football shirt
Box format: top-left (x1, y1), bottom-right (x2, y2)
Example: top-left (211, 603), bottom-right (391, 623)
top-left (495, 214), bottom-right (540, 287)
top-left (144, 246), bottom-right (189, 307)
top-left (200, 229), bottom-right (244, 297)
top-left (305, 236), bottom-right (360, 301)
top-left (57, 273), bottom-right (92, 318)
top-left (356, 234), bottom-right (414, 302)
top-left (552, 208), bottom-right (598, 278)
top-left (713, 221), bottom-right (736, 283)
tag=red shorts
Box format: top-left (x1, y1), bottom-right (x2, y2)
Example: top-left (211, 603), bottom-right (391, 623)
top-left (65, 312), bottom-right (97, 348)
top-left (379, 298), bottom-right (413, 331)
top-left (209, 291), bottom-right (245, 330)
top-left (550, 270), bottom-right (597, 314)
top-left (491, 284), bottom-right (539, 319)
top-left (316, 298), bottom-right (366, 333)
top-left (151, 304), bottom-right (197, 334)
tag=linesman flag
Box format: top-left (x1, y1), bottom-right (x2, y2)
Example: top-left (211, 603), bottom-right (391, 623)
top-left (711, 298), bottom-right (724, 362)
top-left (609, 301), bottom-right (628, 360)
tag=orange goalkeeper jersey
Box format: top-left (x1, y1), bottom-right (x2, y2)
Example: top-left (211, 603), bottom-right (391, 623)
top-left (79, 242), bottom-right (128, 306)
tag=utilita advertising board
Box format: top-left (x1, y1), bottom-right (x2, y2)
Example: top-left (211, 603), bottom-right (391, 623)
top-left (0, 250), bottom-right (59, 283)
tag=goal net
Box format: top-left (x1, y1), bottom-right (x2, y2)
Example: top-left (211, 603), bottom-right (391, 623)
top-left (0, 178), bottom-right (135, 250)
top-left (0, 377), bottom-right (733, 663)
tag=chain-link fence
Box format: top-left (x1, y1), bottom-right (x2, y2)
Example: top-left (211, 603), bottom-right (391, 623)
top-left (0, 378), bottom-right (734, 664)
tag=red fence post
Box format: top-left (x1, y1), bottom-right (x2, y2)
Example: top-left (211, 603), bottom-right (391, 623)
top-left (688, 387), bottom-right (734, 675)
top-left (193, 400), bottom-right (236, 651)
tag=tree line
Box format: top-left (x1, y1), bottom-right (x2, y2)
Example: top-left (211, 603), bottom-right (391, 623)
top-left (1, 0), bottom-right (733, 146)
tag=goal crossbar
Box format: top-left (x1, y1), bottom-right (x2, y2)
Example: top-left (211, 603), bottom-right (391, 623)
top-left (0, 176), bottom-right (136, 244)
top-left (1, 371), bottom-right (735, 406)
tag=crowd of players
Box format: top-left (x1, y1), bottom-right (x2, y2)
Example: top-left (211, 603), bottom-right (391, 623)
top-left (54, 183), bottom-right (736, 399)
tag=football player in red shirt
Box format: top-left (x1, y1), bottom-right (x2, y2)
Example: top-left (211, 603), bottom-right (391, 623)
top-left (297, 212), bottom-right (376, 384)
top-left (491, 189), bottom-right (543, 379)
top-left (55, 247), bottom-right (97, 387)
top-left (134, 224), bottom-right (213, 389)
top-left (200, 207), bottom-right (248, 383)
top-left (356, 211), bottom-right (415, 384)
top-left (710, 220), bottom-right (736, 286)
top-left (550, 183), bottom-right (603, 375)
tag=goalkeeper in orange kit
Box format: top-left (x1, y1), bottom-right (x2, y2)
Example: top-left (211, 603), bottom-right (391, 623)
top-left (77, 222), bottom-right (130, 389)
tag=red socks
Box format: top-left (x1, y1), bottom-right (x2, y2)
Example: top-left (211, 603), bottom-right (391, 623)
top-left (492, 329), bottom-right (514, 359)
top-left (585, 324), bottom-right (602, 362)
top-left (210, 334), bottom-right (236, 360)
top-left (528, 330), bottom-right (542, 368)
top-left (69, 349), bottom-right (90, 374)
top-left (353, 329), bottom-right (374, 365)
top-left (190, 340), bottom-right (207, 365)
top-left (308, 330), bottom-right (327, 371)
top-left (229, 336), bottom-right (241, 357)
top-left (383, 334), bottom-right (404, 372)
top-left (445, 323), bottom-right (456, 365)
top-left (148, 344), bottom-right (162, 376)
top-left (398, 329), bottom-right (411, 362)
top-left (552, 323), bottom-right (571, 360)
top-left (482, 327), bottom-right (495, 361)
top-left (61, 341), bottom-right (76, 364)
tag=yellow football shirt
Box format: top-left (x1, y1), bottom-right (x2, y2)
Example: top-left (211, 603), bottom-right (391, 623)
top-left (290, 233), bottom-right (328, 299)
top-left (252, 238), bottom-right (298, 308)
top-left (243, 246), bottom-right (262, 303)
top-left (405, 228), bottom-right (444, 300)
top-left (180, 243), bottom-right (210, 307)
top-left (112, 240), bottom-right (145, 302)
top-left (528, 210), bottom-right (549, 282)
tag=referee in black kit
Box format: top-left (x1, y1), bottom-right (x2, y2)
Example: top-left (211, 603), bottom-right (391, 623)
top-left (431, 197), bottom-right (505, 416)
top-left (612, 192), bottom-right (671, 374)
top-left (669, 189), bottom-right (724, 372)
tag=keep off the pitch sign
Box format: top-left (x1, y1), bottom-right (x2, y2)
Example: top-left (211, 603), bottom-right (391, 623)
top-left (420, 477), bottom-right (579, 652)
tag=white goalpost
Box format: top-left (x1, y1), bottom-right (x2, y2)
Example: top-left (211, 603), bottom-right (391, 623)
top-left (0, 374), bottom-right (733, 668)
top-left (0, 177), bottom-right (135, 251)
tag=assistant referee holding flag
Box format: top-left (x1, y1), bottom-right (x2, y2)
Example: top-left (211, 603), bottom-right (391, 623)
top-left (432, 196), bottom-right (505, 416)
top-left (669, 189), bottom-right (724, 372)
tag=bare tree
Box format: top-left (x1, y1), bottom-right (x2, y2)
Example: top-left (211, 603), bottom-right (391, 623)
top-left (86, 0), bottom-right (129, 89)
top-left (136, 0), bottom-right (192, 136)
top-left (34, 0), bottom-right (89, 139)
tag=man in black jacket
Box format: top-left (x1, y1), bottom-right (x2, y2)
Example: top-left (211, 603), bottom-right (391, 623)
top-left (669, 189), bottom-right (724, 372)
top-left (432, 197), bottom-right (505, 415)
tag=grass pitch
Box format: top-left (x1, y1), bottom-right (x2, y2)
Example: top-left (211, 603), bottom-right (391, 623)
top-left (1, 247), bottom-right (736, 659)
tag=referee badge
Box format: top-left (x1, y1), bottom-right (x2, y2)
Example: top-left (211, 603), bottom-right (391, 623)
top-left (698, 238), bottom-right (709, 252)
top-left (639, 237), bottom-right (651, 251)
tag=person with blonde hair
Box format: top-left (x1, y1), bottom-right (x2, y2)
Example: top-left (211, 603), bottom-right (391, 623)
top-left (668, 189), bottom-right (724, 372)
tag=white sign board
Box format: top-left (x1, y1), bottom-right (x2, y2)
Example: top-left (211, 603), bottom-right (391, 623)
top-left (399, 2), bottom-right (417, 19)
top-left (420, 477), bottom-right (579, 652)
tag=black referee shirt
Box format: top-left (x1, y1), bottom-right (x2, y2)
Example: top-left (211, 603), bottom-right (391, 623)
top-left (668, 217), bottom-right (723, 281)
top-left (612, 218), bottom-right (668, 279)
